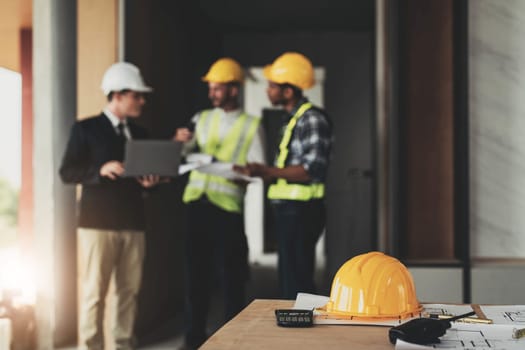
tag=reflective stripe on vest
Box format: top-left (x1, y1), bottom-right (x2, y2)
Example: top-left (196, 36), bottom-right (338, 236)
top-left (183, 109), bottom-right (260, 212)
top-left (268, 102), bottom-right (325, 201)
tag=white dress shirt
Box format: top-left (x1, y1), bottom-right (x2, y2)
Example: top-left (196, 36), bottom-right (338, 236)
top-left (104, 107), bottom-right (132, 140)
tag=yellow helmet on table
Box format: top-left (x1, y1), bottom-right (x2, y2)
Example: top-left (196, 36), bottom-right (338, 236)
top-left (202, 57), bottom-right (244, 83)
top-left (325, 251), bottom-right (421, 319)
top-left (263, 52), bottom-right (315, 90)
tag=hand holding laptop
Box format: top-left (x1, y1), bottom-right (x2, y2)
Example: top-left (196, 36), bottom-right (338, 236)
top-left (100, 160), bottom-right (125, 180)
top-left (136, 174), bottom-right (161, 188)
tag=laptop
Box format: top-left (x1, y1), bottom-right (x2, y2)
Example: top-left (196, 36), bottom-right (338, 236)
top-left (123, 140), bottom-right (183, 177)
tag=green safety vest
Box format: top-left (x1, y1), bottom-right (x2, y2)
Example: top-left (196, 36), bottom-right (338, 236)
top-left (268, 102), bottom-right (325, 201)
top-left (183, 109), bottom-right (260, 213)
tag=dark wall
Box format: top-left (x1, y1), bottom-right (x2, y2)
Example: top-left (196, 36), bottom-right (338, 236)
top-left (124, 0), bottom-right (224, 340)
top-left (126, 1), bottom-right (223, 136)
top-left (398, 0), bottom-right (455, 260)
top-left (124, 0), bottom-right (375, 340)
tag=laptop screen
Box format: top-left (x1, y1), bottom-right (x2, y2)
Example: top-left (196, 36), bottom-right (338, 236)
top-left (123, 140), bottom-right (183, 177)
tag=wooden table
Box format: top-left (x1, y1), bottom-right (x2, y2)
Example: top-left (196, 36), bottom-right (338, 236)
top-left (201, 299), bottom-right (393, 349)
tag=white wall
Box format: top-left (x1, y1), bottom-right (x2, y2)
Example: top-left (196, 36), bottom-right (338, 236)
top-left (423, 0), bottom-right (525, 305)
top-left (409, 268), bottom-right (463, 304)
top-left (472, 265), bottom-right (525, 304)
top-left (469, 0), bottom-right (525, 299)
top-left (469, 0), bottom-right (525, 259)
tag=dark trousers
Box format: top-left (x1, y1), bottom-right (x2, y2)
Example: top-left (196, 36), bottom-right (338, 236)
top-left (271, 199), bottom-right (325, 300)
top-left (184, 199), bottom-right (249, 348)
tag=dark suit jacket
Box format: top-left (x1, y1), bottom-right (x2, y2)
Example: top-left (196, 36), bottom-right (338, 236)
top-left (59, 113), bottom-right (148, 230)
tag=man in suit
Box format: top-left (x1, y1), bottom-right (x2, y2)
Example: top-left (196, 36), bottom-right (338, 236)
top-left (59, 62), bottom-right (158, 350)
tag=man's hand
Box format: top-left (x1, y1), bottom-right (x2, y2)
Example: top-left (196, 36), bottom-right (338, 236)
top-left (247, 162), bottom-right (271, 179)
top-left (100, 161), bottom-right (125, 180)
top-left (235, 163), bottom-right (275, 182)
top-left (234, 163), bottom-right (311, 183)
top-left (173, 128), bottom-right (193, 142)
top-left (232, 164), bottom-right (250, 176)
top-left (229, 165), bottom-right (248, 187)
top-left (137, 175), bottom-right (161, 188)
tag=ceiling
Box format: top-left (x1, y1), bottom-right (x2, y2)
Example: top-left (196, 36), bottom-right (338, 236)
top-left (197, 0), bottom-right (374, 31)
top-left (0, 0), bottom-right (373, 72)
top-left (0, 0), bottom-right (32, 72)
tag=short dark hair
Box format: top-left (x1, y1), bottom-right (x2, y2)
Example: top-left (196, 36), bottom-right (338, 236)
top-left (278, 83), bottom-right (303, 99)
top-left (107, 89), bottom-right (131, 102)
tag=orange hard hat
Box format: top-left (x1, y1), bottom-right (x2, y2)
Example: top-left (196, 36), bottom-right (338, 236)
top-left (325, 251), bottom-right (421, 319)
top-left (263, 52), bottom-right (315, 90)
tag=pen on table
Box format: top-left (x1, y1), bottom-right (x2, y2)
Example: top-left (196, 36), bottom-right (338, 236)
top-left (425, 313), bottom-right (493, 324)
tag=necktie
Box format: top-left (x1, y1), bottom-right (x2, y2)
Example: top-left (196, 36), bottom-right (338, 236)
top-left (116, 123), bottom-right (127, 159)
top-left (117, 123), bottom-right (127, 140)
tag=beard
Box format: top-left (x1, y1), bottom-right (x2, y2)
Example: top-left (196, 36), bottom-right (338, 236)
top-left (210, 98), bottom-right (223, 107)
top-left (269, 95), bottom-right (286, 107)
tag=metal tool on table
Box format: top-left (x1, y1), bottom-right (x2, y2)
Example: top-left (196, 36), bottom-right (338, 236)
top-left (427, 312), bottom-right (493, 324)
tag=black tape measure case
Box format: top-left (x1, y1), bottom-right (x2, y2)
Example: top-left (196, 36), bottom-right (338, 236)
top-left (275, 309), bottom-right (314, 327)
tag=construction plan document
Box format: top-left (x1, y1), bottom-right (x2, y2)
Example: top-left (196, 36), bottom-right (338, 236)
top-left (293, 294), bottom-right (474, 326)
top-left (394, 323), bottom-right (525, 349)
top-left (294, 293), bottom-right (525, 348)
top-left (178, 153), bottom-right (213, 175)
top-left (194, 162), bottom-right (256, 182)
top-left (479, 305), bottom-right (525, 325)
top-left (178, 153), bottom-right (256, 181)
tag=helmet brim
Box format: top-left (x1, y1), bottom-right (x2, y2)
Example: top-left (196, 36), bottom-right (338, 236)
top-left (102, 85), bottom-right (153, 96)
top-left (201, 75), bottom-right (243, 84)
top-left (132, 85), bottom-right (153, 93)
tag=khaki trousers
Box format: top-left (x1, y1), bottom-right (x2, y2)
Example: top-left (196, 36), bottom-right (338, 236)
top-left (78, 228), bottom-right (145, 350)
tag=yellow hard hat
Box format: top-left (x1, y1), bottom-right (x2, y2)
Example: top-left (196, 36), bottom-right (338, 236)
top-left (263, 52), bottom-right (315, 90)
top-left (325, 251), bottom-right (421, 319)
top-left (202, 57), bottom-right (244, 83)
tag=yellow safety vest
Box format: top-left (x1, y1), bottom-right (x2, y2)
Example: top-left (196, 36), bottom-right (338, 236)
top-left (268, 102), bottom-right (325, 201)
top-left (183, 109), bottom-right (260, 213)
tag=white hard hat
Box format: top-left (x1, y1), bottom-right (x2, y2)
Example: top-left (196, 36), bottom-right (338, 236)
top-left (101, 62), bottom-right (153, 96)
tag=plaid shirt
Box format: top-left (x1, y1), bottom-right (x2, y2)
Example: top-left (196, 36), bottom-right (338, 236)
top-left (276, 98), bottom-right (333, 183)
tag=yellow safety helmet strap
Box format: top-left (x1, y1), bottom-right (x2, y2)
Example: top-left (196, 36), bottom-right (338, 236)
top-left (275, 102), bottom-right (312, 168)
top-left (196, 110), bottom-right (222, 155)
top-left (185, 112), bottom-right (259, 212)
top-left (269, 101), bottom-right (325, 201)
top-left (231, 114), bottom-right (260, 164)
top-left (214, 113), bottom-right (259, 164)
top-left (195, 110), bottom-right (209, 145)
top-left (268, 181), bottom-right (325, 201)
